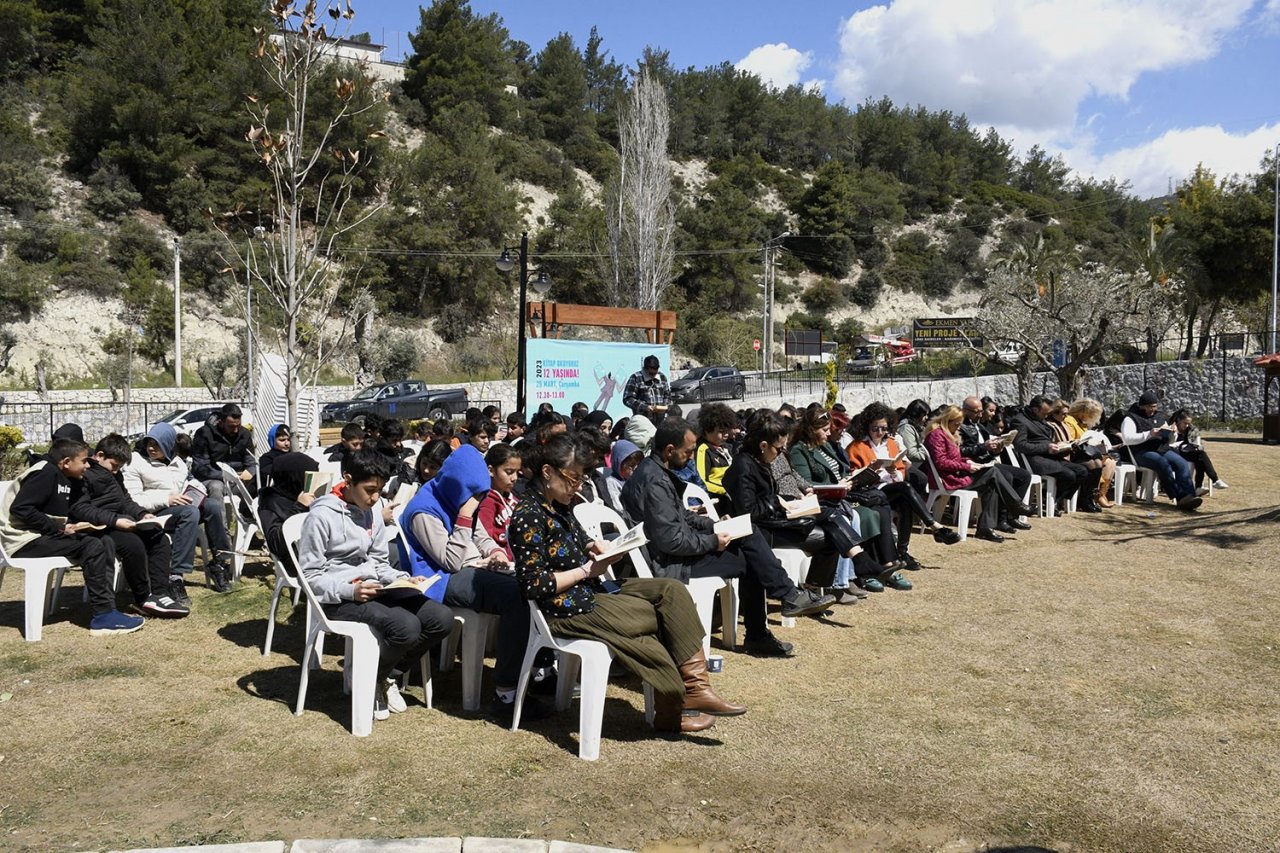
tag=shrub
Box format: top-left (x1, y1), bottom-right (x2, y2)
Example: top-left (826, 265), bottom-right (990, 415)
top-left (86, 165), bottom-right (142, 220)
top-left (801, 277), bottom-right (844, 313)
top-left (109, 217), bottom-right (169, 272)
top-left (848, 270), bottom-right (883, 309)
top-left (0, 160), bottom-right (49, 215)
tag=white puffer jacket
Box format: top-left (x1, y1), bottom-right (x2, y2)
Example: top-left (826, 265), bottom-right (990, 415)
top-left (122, 451), bottom-right (190, 511)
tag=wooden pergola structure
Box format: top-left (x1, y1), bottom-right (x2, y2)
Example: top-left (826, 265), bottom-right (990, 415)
top-left (526, 302), bottom-right (677, 345)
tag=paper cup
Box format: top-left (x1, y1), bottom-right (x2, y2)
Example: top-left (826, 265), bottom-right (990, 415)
top-left (707, 654), bottom-right (724, 674)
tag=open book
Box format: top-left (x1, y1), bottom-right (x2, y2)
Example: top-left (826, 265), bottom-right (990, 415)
top-left (390, 481), bottom-right (417, 507)
top-left (132, 515), bottom-right (172, 532)
top-left (602, 521), bottom-right (649, 556)
top-left (304, 470), bottom-right (339, 498)
top-left (713, 513), bottom-right (753, 541)
top-left (783, 493), bottom-right (822, 519)
top-left (181, 479), bottom-right (207, 509)
top-left (50, 515), bottom-right (105, 533)
top-left (370, 574), bottom-right (442, 598)
top-left (996, 429), bottom-right (1018, 448)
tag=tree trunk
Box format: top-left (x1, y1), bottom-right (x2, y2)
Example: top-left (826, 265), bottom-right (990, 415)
top-left (1195, 296), bottom-right (1221, 359)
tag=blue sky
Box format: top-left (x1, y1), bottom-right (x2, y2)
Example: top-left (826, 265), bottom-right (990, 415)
top-left (355, 1), bottom-right (1280, 198)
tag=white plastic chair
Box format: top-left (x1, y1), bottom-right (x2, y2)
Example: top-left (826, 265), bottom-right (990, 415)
top-left (681, 482), bottom-right (808, 628)
top-left (923, 453), bottom-right (979, 540)
top-left (387, 518), bottom-right (491, 712)
top-left (1119, 445), bottom-right (1159, 503)
top-left (1018, 453), bottom-right (1078, 516)
top-left (0, 532), bottom-right (77, 642)
top-left (575, 500), bottom-right (738, 655)
top-left (283, 514), bottom-right (431, 736)
top-left (219, 462), bottom-right (261, 581)
top-left (262, 547), bottom-right (307, 657)
top-left (1002, 447), bottom-right (1044, 518)
top-left (511, 601), bottom-right (654, 761)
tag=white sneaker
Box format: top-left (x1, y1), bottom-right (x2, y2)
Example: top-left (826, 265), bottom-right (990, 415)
top-left (1213, 479), bottom-right (1229, 489)
top-left (384, 677), bottom-right (407, 714)
top-left (373, 682), bottom-right (391, 721)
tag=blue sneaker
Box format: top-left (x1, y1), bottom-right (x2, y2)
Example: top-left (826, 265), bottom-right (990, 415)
top-left (89, 609), bottom-right (145, 636)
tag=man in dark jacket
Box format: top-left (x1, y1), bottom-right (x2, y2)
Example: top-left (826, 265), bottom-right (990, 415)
top-left (191, 402), bottom-right (258, 536)
top-left (1009, 395), bottom-right (1090, 511)
top-left (960, 395), bottom-right (1033, 532)
top-left (621, 417), bottom-right (834, 657)
top-left (71, 434), bottom-right (189, 616)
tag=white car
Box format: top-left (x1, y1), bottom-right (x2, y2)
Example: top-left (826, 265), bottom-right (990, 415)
top-left (989, 342), bottom-right (1024, 365)
top-left (150, 404), bottom-right (252, 437)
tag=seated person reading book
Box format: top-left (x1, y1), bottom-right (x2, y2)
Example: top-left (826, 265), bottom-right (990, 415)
top-left (399, 444), bottom-right (552, 722)
top-left (71, 434), bottom-right (189, 617)
top-left (510, 434), bottom-right (746, 735)
top-left (622, 417), bottom-right (835, 660)
top-left (297, 449), bottom-right (452, 722)
top-left (0, 438), bottom-right (144, 635)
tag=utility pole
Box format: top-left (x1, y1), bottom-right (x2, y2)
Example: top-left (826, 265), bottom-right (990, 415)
top-left (173, 236), bottom-right (182, 387)
top-left (1271, 143), bottom-right (1278, 354)
top-left (761, 244), bottom-right (770, 376)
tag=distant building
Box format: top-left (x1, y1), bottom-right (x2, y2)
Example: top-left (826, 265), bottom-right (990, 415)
top-left (269, 33), bottom-right (405, 84)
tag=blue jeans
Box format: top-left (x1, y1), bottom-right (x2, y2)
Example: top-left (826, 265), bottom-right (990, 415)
top-left (833, 556), bottom-right (853, 588)
top-left (155, 504), bottom-right (201, 574)
top-left (1134, 448), bottom-right (1194, 501)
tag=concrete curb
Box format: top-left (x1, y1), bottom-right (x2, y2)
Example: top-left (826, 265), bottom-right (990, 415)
top-left (109, 839), bottom-right (631, 853)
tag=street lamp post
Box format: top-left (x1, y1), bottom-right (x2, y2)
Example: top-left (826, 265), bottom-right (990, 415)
top-left (497, 232), bottom-right (530, 413)
top-left (497, 234), bottom-right (553, 414)
top-left (247, 225), bottom-right (266, 406)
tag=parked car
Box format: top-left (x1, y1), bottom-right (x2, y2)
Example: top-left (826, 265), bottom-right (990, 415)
top-left (670, 366), bottom-right (746, 402)
top-left (988, 342), bottom-right (1025, 366)
top-left (846, 346), bottom-right (886, 373)
top-left (157, 404), bottom-right (252, 435)
top-left (320, 380), bottom-right (469, 424)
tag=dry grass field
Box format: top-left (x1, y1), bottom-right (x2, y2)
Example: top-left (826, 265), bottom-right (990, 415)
top-left (1, 436), bottom-right (1278, 853)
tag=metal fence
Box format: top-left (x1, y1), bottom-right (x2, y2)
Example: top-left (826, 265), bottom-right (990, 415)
top-left (740, 329), bottom-right (1273, 400)
top-left (0, 397), bottom-right (509, 444)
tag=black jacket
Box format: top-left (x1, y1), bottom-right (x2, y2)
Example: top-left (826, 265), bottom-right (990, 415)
top-left (191, 418), bottom-right (257, 482)
top-left (70, 458), bottom-right (148, 527)
top-left (620, 456), bottom-right (717, 581)
top-left (1009, 409), bottom-right (1058, 459)
top-left (959, 419), bottom-right (996, 462)
top-left (723, 453), bottom-right (790, 524)
top-left (8, 462), bottom-right (73, 536)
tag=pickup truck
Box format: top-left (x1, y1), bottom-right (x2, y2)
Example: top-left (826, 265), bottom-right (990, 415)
top-left (320, 380), bottom-right (469, 424)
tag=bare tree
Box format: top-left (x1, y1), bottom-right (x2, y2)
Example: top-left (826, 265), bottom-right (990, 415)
top-left (606, 70), bottom-right (675, 310)
top-left (217, 0), bottom-right (384, 428)
top-left (977, 262), bottom-right (1140, 401)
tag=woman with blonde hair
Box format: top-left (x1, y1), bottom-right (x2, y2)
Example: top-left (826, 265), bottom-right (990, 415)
top-left (923, 405), bottom-right (1033, 543)
top-left (1065, 398), bottom-right (1117, 507)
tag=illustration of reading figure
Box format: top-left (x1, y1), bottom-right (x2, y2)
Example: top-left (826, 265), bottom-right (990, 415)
top-left (593, 368), bottom-right (618, 411)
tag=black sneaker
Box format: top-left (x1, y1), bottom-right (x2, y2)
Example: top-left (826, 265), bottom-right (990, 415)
top-left (169, 576), bottom-right (192, 608)
top-left (743, 631), bottom-right (795, 657)
top-left (529, 666), bottom-right (559, 696)
top-left (140, 593), bottom-right (191, 617)
top-left (205, 561), bottom-right (232, 593)
top-left (780, 588), bottom-right (836, 618)
top-left (491, 693), bottom-right (554, 723)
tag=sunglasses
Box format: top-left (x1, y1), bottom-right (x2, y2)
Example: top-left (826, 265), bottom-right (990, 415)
top-left (557, 468), bottom-right (584, 489)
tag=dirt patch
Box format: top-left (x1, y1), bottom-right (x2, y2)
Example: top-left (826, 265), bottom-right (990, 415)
top-left (1, 437), bottom-right (1277, 852)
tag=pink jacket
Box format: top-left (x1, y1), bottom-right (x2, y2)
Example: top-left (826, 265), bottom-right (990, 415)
top-left (924, 428), bottom-right (973, 490)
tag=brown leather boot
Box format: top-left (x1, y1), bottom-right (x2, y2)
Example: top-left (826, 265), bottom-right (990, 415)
top-left (1096, 477), bottom-right (1114, 508)
top-left (653, 693), bottom-right (717, 733)
top-left (679, 649), bottom-right (747, 716)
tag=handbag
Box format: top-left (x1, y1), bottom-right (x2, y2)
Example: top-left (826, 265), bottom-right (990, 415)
top-left (848, 487), bottom-right (888, 507)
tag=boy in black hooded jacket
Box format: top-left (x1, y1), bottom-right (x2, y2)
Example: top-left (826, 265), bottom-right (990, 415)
top-left (71, 434), bottom-right (189, 617)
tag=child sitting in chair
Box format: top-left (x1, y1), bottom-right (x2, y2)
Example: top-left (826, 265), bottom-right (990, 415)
top-left (297, 448), bottom-right (452, 721)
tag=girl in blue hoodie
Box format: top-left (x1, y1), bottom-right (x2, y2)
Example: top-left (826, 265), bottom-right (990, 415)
top-left (399, 445), bottom-right (550, 722)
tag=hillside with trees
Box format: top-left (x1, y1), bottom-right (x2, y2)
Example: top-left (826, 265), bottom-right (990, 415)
top-left (0, 0), bottom-right (1274, 396)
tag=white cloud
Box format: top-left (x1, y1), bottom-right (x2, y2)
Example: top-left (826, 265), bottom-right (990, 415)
top-left (736, 42), bottom-right (815, 90)
top-left (1061, 122), bottom-right (1280, 197)
top-left (833, 0), bottom-right (1254, 134)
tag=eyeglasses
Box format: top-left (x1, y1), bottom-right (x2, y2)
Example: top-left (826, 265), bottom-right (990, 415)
top-left (557, 468), bottom-right (584, 489)
top-left (768, 442), bottom-right (786, 452)
top-left (869, 425), bottom-right (889, 433)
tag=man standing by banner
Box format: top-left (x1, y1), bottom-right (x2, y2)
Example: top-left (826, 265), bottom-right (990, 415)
top-left (624, 354), bottom-right (671, 419)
